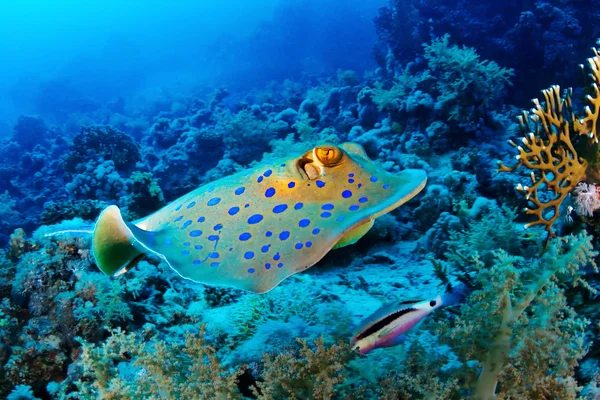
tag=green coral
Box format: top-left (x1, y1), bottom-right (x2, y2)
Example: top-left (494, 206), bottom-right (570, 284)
top-left (253, 337), bottom-right (355, 400)
top-left (372, 34), bottom-right (513, 122)
top-left (68, 325), bottom-right (244, 399)
top-left (423, 34), bottom-right (514, 122)
top-left (387, 206), bottom-right (596, 399)
top-left (126, 171), bottom-right (166, 218)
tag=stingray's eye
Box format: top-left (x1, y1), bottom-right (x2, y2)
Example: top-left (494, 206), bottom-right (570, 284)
top-left (315, 145), bottom-right (343, 166)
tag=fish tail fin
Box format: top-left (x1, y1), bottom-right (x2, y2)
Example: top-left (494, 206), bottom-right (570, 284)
top-left (92, 205), bottom-right (144, 276)
top-left (441, 282), bottom-right (471, 307)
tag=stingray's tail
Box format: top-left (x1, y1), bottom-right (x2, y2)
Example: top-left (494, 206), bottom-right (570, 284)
top-left (92, 205), bottom-right (144, 276)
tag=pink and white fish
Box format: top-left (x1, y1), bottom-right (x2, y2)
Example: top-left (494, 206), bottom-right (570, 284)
top-left (351, 296), bottom-right (443, 354)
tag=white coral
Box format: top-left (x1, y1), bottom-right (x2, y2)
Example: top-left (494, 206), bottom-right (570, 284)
top-left (573, 183), bottom-right (600, 217)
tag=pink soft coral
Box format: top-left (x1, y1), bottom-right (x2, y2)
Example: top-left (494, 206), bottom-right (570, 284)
top-left (573, 182), bottom-right (600, 217)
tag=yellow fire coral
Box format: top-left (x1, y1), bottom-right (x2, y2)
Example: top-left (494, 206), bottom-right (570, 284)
top-left (498, 46), bottom-right (600, 240)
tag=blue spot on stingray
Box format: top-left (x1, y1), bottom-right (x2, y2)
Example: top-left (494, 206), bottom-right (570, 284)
top-left (358, 183), bottom-right (363, 188)
top-left (194, 245), bottom-right (203, 250)
top-left (197, 216), bottom-right (205, 223)
top-left (181, 250), bottom-right (190, 255)
top-left (383, 183), bottom-right (390, 189)
top-left (294, 202), bottom-right (303, 210)
top-left (277, 263), bottom-right (284, 268)
top-left (165, 240), bottom-right (172, 246)
top-left (349, 173), bottom-right (354, 177)
top-left (184, 242), bottom-right (190, 247)
top-left (211, 262), bottom-right (220, 268)
top-left (264, 169), bottom-right (272, 177)
top-left (214, 223), bottom-right (223, 231)
top-left (295, 242), bottom-right (303, 250)
top-left (187, 201), bottom-right (196, 209)
top-left (244, 251), bottom-right (254, 259)
top-left (348, 178), bottom-right (355, 183)
top-left (370, 176), bottom-right (378, 182)
top-left (280, 163), bottom-right (286, 167)
top-left (248, 268), bottom-right (255, 274)
top-left (248, 214), bottom-right (263, 224)
top-left (312, 228), bottom-right (320, 235)
top-left (209, 252), bottom-right (219, 259)
top-left (265, 263), bottom-right (271, 269)
top-left (182, 220), bottom-right (192, 229)
top-left (336, 216), bottom-right (344, 222)
top-left (257, 176), bottom-right (264, 183)
top-left (235, 187), bottom-right (245, 195)
top-left (244, 204), bottom-right (250, 208)
top-left (208, 235), bottom-right (219, 241)
top-left (342, 190), bottom-right (353, 198)
top-left (279, 231), bottom-right (290, 241)
top-left (316, 180), bottom-right (325, 188)
top-left (274, 252), bottom-right (281, 261)
top-left (273, 204), bottom-right (288, 214)
top-left (266, 231), bottom-right (273, 237)
top-left (239, 232), bottom-right (252, 241)
top-left (288, 182), bottom-right (296, 188)
top-left (322, 204), bottom-right (334, 210)
top-left (265, 187), bottom-right (276, 197)
top-left (189, 230), bottom-right (202, 237)
top-left (174, 216), bottom-right (183, 222)
top-left (207, 197), bottom-right (221, 206)
top-left (261, 244), bottom-right (271, 253)
top-left (175, 204), bottom-right (182, 211)
top-left (306, 241), bottom-right (313, 248)
top-left (228, 206), bottom-right (239, 216)
top-left (320, 212), bottom-right (332, 218)
top-left (359, 197), bottom-right (368, 203)
top-left (193, 259), bottom-right (202, 265)
top-left (349, 205), bottom-right (360, 211)
top-left (299, 219), bottom-right (311, 228)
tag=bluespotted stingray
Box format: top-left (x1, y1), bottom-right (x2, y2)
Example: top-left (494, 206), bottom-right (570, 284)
top-left (93, 143), bottom-right (427, 293)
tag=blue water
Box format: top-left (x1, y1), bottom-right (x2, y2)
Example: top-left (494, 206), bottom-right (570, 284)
top-left (0, 0), bottom-right (383, 127)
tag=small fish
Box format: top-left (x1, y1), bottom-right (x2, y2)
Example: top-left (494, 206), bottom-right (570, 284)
top-left (351, 284), bottom-right (469, 354)
top-left (351, 297), bottom-right (443, 354)
top-left (91, 143), bottom-right (427, 293)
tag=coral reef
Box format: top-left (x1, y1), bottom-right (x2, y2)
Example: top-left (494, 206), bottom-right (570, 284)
top-left (0, 3), bottom-right (599, 398)
top-left (499, 46), bottom-right (600, 241)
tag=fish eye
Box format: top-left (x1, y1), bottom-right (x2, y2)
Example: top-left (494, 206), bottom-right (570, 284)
top-left (314, 145), bottom-right (343, 166)
top-left (430, 300), bottom-right (437, 307)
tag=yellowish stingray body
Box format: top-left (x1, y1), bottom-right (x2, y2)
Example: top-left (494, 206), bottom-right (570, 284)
top-left (92, 143), bottom-right (427, 293)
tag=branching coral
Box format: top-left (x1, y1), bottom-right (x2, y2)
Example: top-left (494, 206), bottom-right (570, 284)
top-left (423, 34), bottom-right (514, 122)
top-left (253, 337), bottom-right (355, 400)
top-left (70, 325), bottom-right (245, 399)
top-left (390, 204), bottom-right (597, 399)
top-left (498, 46), bottom-right (600, 240)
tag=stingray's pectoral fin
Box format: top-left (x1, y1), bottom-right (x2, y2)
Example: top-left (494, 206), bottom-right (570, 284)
top-left (332, 219), bottom-right (375, 250)
top-left (92, 205), bottom-right (144, 276)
